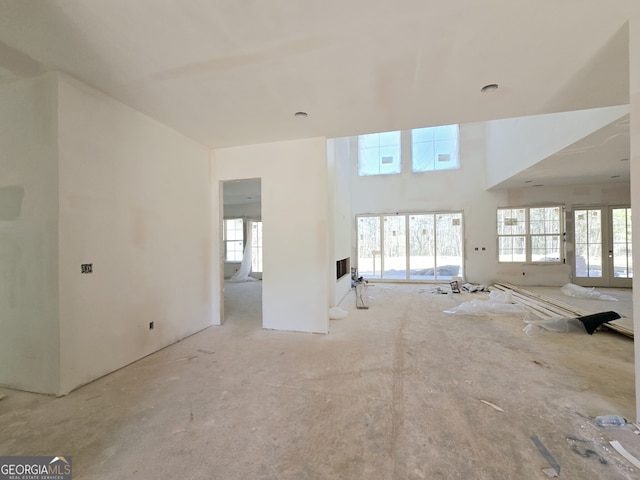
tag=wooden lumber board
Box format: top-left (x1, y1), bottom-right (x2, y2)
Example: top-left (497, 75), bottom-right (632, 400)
top-left (495, 283), bottom-right (590, 316)
top-left (492, 284), bottom-right (577, 319)
top-left (602, 321), bottom-right (634, 337)
top-left (493, 283), bottom-right (633, 338)
top-left (496, 283), bottom-right (633, 337)
top-left (499, 283), bottom-right (592, 317)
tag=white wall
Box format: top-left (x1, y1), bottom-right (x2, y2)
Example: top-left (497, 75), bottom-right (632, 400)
top-left (629, 6), bottom-right (640, 423)
top-left (485, 106), bottom-right (629, 188)
top-left (0, 73), bottom-right (60, 394)
top-left (327, 137), bottom-right (353, 307)
top-left (213, 138), bottom-right (330, 333)
top-left (57, 74), bottom-right (213, 394)
top-left (345, 123), bottom-right (630, 286)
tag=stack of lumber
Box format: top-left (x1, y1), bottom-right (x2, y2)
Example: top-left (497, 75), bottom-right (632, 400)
top-left (492, 282), bottom-right (633, 338)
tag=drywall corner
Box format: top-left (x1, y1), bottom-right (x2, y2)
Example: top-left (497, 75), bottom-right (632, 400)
top-left (56, 73), bottom-right (214, 394)
top-left (214, 137), bottom-right (330, 334)
top-left (0, 72), bottom-right (61, 394)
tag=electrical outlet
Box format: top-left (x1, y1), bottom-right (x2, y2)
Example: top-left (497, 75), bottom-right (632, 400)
top-left (81, 264), bottom-right (93, 274)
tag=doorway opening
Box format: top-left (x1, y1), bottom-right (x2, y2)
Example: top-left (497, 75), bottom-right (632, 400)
top-left (221, 179), bottom-right (263, 327)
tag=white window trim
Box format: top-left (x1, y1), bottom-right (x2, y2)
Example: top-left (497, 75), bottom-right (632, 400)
top-left (355, 125), bottom-right (460, 177)
top-left (497, 205), bottom-right (565, 264)
top-left (356, 211), bottom-right (465, 282)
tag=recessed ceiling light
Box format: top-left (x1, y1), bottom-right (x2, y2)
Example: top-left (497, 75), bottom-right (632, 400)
top-left (294, 111), bottom-right (308, 118)
top-left (524, 180), bottom-right (533, 183)
top-left (610, 175), bottom-right (621, 179)
top-left (481, 84), bottom-right (499, 93)
top-left (246, 196), bottom-right (253, 199)
top-left (532, 184), bottom-right (544, 187)
top-left (621, 158), bottom-right (629, 162)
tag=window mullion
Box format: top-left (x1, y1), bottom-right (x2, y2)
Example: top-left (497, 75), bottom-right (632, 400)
top-left (526, 209), bottom-right (531, 262)
top-left (405, 214), bottom-right (410, 280)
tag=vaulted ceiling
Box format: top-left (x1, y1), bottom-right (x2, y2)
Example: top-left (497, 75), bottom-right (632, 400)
top-left (0, 1), bottom-right (632, 187)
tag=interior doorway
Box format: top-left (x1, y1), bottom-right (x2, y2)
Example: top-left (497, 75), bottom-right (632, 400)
top-left (573, 205), bottom-right (632, 288)
top-left (221, 179), bottom-right (263, 327)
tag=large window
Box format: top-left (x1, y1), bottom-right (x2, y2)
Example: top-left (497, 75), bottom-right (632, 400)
top-left (358, 125), bottom-right (460, 176)
top-left (224, 218), bottom-right (244, 261)
top-left (497, 206), bottom-right (563, 263)
top-left (358, 131), bottom-right (401, 176)
top-left (357, 212), bottom-right (463, 281)
top-left (412, 124), bottom-right (459, 172)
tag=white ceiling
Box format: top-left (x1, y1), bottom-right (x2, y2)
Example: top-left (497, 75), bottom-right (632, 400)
top-left (0, 0), bottom-right (632, 188)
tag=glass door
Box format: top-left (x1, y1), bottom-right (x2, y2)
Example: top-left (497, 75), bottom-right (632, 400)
top-left (356, 212), bottom-right (464, 282)
top-left (357, 216), bottom-right (381, 279)
top-left (610, 207), bottom-right (632, 287)
top-left (382, 215), bottom-right (406, 279)
top-left (573, 206), bottom-right (631, 287)
top-left (409, 215), bottom-right (435, 280)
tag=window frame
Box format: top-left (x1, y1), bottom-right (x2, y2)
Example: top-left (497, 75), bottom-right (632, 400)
top-left (411, 124), bottom-right (460, 172)
top-left (497, 205), bottom-right (565, 264)
top-left (223, 218), bottom-right (244, 262)
top-left (357, 130), bottom-right (402, 176)
top-left (356, 211), bottom-right (464, 281)
top-left (356, 125), bottom-right (461, 177)
top-left (251, 221), bottom-right (263, 273)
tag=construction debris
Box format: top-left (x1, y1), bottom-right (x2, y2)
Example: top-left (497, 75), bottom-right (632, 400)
top-left (419, 285), bottom-right (452, 294)
top-left (531, 436), bottom-right (561, 477)
top-left (480, 400), bottom-right (504, 412)
top-left (493, 282), bottom-right (632, 338)
top-left (355, 280), bottom-right (369, 309)
top-left (610, 440), bottom-right (640, 470)
top-left (444, 290), bottom-right (528, 318)
top-left (461, 283), bottom-right (487, 292)
top-left (561, 283), bottom-right (618, 301)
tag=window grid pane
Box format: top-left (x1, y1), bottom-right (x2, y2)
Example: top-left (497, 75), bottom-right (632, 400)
top-left (412, 125), bottom-right (459, 172)
top-left (358, 131), bottom-right (401, 176)
top-left (497, 208), bottom-right (526, 235)
top-left (224, 218), bottom-right (244, 262)
top-left (498, 206), bottom-right (563, 263)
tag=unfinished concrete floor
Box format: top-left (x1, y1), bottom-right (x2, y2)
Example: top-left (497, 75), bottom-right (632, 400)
top-left (1, 282), bottom-right (639, 479)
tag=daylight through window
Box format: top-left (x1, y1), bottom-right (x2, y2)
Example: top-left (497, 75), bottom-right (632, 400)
top-left (358, 131), bottom-right (401, 176)
top-left (412, 124), bottom-right (459, 172)
top-left (357, 212), bottom-right (463, 281)
top-left (224, 218), bottom-right (244, 262)
top-left (497, 206), bottom-right (563, 263)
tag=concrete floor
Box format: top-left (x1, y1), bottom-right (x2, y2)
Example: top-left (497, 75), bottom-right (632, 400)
top-left (1, 282), bottom-right (639, 479)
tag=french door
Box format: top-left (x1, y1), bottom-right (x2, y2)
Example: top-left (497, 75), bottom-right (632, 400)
top-left (573, 206), bottom-right (632, 287)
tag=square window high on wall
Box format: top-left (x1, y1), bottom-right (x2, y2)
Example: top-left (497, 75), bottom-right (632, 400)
top-left (412, 124), bottom-right (459, 172)
top-left (358, 130), bottom-right (401, 176)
